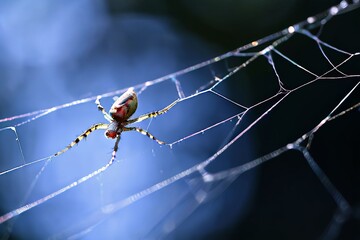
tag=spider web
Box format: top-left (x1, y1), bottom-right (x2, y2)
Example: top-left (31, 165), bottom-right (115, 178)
top-left (0, 1), bottom-right (359, 239)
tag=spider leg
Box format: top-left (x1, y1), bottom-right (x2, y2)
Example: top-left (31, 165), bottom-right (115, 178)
top-left (125, 98), bottom-right (179, 125)
top-left (109, 134), bottom-right (121, 164)
top-left (54, 123), bottom-right (108, 157)
top-left (96, 96), bottom-right (112, 122)
top-left (123, 127), bottom-right (166, 145)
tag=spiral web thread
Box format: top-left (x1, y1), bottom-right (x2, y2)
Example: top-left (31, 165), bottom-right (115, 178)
top-left (0, 1), bottom-right (359, 239)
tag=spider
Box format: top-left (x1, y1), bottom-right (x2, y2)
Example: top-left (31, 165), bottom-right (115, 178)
top-left (54, 88), bottom-right (179, 164)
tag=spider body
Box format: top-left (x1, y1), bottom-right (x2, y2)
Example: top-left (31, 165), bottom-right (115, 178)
top-left (105, 89), bottom-right (138, 139)
top-left (54, 88), bottom-right (179, 164)
top-left (109, 89), bottom-right (138, 122)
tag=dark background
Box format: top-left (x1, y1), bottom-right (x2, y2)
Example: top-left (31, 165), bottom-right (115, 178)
top-left (0, 0), bottom-right (359, 239)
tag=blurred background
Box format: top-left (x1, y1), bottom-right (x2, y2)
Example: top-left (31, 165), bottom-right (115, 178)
top-left (0, 0), bottom-right (359, 239)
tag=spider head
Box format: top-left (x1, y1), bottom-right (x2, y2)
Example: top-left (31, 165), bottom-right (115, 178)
top-left (105, 130), bottom-right (117, 139)
top-left (105, 122), bottom-right (119, 139)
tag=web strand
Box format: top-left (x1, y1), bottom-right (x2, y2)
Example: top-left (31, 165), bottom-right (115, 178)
top-left (0, 1), bottom-right (359, 239)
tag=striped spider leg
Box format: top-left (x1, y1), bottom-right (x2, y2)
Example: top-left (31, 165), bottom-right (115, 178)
top-left (54, 88), bottom-right (179, 165)
top-left (122, 97), bottom-right (179, 145)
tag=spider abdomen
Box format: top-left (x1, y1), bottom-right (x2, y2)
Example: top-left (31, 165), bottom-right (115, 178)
top-left (109, 88), bottom-right (138, 122)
